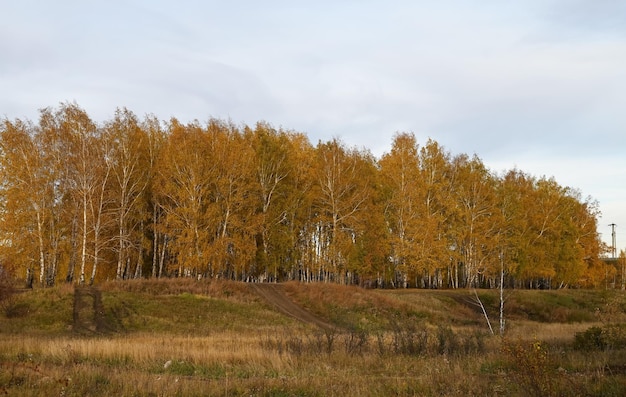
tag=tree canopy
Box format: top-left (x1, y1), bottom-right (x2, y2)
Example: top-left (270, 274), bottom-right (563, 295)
top-left (0, 104), bottom-right (610, 289)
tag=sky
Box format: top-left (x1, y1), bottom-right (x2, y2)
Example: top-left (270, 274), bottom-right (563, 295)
top-left (2, 1), bottom-right (625, 252)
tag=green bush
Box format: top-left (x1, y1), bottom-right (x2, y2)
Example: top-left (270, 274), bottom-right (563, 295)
top-left (574, 325), bottom-right (626, 351)
top-left (574, 326), bottom-right (606, 350)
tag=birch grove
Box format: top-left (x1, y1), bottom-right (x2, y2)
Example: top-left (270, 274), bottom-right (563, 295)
top-left (0, 104), bottom-right (611, 289)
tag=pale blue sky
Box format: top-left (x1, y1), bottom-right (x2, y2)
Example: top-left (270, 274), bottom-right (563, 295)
top-left (2, 0), bottom-right (625, 250)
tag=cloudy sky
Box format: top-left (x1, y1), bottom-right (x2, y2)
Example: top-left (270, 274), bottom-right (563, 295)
top-left (2, 1), bottom-right (625, 251)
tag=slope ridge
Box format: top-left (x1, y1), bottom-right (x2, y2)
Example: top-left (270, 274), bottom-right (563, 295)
top-left (251, 283), bottom-right (336, 330)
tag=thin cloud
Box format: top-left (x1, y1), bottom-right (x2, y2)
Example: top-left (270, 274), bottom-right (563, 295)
top-left (2, 0), bottom-right (625, 248)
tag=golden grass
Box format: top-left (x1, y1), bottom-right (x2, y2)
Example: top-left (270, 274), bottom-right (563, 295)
top-left (505, 320), bottom-right (600, 343)
top-left (0, 329), bottom-right (498, 396)
top-left (1, 332), bottom-right (293, 367)
top-left (2, 280), bottom-right (626, 396)
top-left (1, 325), bottom-right (622, 396)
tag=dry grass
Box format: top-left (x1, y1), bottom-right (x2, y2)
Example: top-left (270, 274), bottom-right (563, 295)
top-left (2, 329), bottom-right (621, 396)
top-left (1, 279), bottom-right (626, 396)
top-left (100, 277), bottom-right (256, 301)
top-left (505, 320), bottom-right (599, 342)
top-left (0, 331), bottom-right (498, 396)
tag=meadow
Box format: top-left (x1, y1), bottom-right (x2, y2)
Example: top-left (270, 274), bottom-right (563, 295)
top-left (1, 279), bottom-right (626, 396)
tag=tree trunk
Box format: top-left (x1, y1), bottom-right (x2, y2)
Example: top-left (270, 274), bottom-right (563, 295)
top-left (116, 224), bottom-right (125, 279)
top-left (90, 244), bottom-right (99, 286)
top-left (158, 235), bottom-right (168, 278)
top-left (135, 243), bottom-right (144, 279)
top-left (66, 217), bottom-right (78, 283)
top-left (499, 256), bottom-right (506, 337)
top-left (152, 203), bottom-right (158, 278)
top-left (35, 210), bottom-right (46, 286)
top-left (79, 194), bottom-right (88, 285)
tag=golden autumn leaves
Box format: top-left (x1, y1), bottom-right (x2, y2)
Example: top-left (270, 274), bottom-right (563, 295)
top-left (0, 103), bottom-right (606, 288)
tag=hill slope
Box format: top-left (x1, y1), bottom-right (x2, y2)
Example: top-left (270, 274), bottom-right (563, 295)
top-left (2, 279), bottom-right (626, 396)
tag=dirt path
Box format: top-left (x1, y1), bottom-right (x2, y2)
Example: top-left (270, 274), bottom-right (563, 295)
top-left (251, 283), bottom-right (336, 331)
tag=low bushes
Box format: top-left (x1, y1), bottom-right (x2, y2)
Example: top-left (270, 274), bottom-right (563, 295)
top-left (261, 324), bottom-right (488, 358)
top-left (574, 324), bottom-right (626, 351)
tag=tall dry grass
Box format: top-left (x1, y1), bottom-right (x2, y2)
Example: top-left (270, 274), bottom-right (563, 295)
top-left (2, 326), bottom-right (624, 396)
top-left (0, 329), bottom-right (499, 396)
top-left (2, 279), bottom-right (626, 395)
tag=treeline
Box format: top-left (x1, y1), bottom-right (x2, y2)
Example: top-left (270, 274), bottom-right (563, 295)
top-left (0, 103), bottom-right (609, 289)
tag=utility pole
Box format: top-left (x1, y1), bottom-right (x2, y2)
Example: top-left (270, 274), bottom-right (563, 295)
top-left (609, 223), bottom-right (617, 259)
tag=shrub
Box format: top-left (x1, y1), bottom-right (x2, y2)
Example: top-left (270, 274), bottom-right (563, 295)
top-left (461, 332), bottom-right (487, 355)
top-left (436, 325), bottom-right (460, 356)
top-left (502, 339), bottom-right (558, 397)
top-left (343, 329), bottom-right (369, 355)
top-left (574, 325), bottom-right (626, 351)
top-left (574, 326), bottom-right (606, 350)
top-left (389, 322), bottom-right (428, 356)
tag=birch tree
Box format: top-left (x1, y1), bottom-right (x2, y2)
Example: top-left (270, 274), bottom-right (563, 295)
top-left (380, 132), bottom-right (423, 286)
top-left (0, 119), bottom-right (50, 285)
top-left (105, 108), bottom-right (150, 279)
top-left (54, 104), bottom-right (101, 284)
top-left (156, 119), bottom-right (214, 277)
top-left (450, 154), bottom-right (498, 288)
top-left (416, 139), bottom-right (455, 288)
top-left (247, 123), bottom-right (298, 281)
top-left (206, 120), bottom-right (259, 280)
top-left (142, 115), bottom-right (167, 279)
top-left (311, 139), bottom-right (371, 283)
top-left (87, 134), bottom-right (113, 284)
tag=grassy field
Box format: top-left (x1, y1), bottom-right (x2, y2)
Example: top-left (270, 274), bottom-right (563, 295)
top-left (1, 279), bottom-right (626, 396)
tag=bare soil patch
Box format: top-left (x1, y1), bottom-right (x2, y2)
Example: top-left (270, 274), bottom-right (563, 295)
top-left (250, 283), bottom-right (336, 330)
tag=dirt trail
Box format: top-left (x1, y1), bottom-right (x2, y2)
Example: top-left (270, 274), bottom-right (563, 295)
top-left (251, 283), bottom-right (336, 330)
